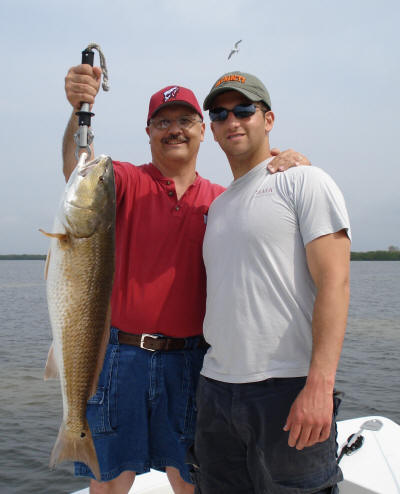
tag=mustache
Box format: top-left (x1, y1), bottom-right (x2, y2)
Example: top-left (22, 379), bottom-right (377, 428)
top-left (162, 134), bottom-right (188, 144)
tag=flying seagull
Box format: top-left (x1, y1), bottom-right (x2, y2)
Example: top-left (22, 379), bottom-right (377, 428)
top-left (228, 40), bottom-right (242, 60)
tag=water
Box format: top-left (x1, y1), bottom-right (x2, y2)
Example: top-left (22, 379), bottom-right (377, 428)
top-left (0, 261), bottom-right (399, 494)
top-left (0, 261), bottom-right (88, 494)
top-left (336, 262), bottom-right (400, 421)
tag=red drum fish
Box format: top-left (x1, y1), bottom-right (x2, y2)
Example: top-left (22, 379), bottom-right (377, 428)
top-left (41, 154), bottom-right (115, 480)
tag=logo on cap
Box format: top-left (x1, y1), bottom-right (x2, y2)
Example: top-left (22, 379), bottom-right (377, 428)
top-left (163, 86), bottom-right (180, 102)
top-left (215, 75), bottom-right (246, 88)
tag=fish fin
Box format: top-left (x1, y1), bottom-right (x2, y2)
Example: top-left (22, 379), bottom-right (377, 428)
top-left (44, 342), bottom-right (59, 380)
top-left (39, 229), bottom-right (68, 241)
top-left (89, 302), bottom-right (112, 398)
top-left (50, 421), bottom-right (101, 481)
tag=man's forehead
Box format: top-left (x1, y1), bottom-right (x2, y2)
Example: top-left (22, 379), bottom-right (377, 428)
top-left (211, 90), bottom-right (251, 106)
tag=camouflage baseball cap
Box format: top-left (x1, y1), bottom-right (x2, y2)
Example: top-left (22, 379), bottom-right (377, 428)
top-left (203, 71), bottom-right (271, 111)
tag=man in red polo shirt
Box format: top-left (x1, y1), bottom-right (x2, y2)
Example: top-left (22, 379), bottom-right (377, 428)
top-left (62, 64), bottom-right (308, 494)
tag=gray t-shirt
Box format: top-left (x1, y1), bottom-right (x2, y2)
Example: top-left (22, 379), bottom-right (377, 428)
top-left (202, 159), bottom-right (351, 383)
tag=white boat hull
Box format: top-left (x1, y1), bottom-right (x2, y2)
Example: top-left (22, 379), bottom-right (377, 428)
top-left (336, 416), bottom-right (400, 493)
top-left (72, 416), bottom-right (400, 494)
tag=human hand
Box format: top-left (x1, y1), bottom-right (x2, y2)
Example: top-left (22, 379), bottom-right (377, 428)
top-left (64, 64), bottom-right (102, 111)
top-left (283, 383), bottom-right (333, 450)
top-left (268, 148), bottom-right (311, 173)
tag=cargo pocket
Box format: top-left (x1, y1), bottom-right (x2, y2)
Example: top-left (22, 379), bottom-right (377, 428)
top-left (181, 388), bottom-right (196, 442)
top-left (180, 348), bottom-right (205, 442)
top-left (86, 344), bottom-right (119, 435)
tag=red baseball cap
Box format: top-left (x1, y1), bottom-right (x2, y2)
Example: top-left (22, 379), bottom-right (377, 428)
top-left (147, 85), bottom-right (203, 125)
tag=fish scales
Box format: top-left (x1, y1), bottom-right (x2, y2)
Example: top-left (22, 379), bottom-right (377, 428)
top-left (49, 230), bottom-right (113, 426)
top-left (43, 154), bottom-right (115, 480)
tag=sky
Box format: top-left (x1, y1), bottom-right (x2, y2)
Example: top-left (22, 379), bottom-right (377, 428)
top-left (1, 0), bottom-right (399, 254)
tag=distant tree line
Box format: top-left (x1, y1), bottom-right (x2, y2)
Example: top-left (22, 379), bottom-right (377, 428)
top-left (0, 254), bottom-right (46, 260)
top-left (351, 250), bottom-right (400, 260)
top-left (1, 250), bottom-right (400, 261)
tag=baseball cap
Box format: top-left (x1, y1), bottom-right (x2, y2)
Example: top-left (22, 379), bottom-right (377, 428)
top-left (203, 71), bottom-right (271, 111)
top-left (147, 85), bottom-right (203, 125)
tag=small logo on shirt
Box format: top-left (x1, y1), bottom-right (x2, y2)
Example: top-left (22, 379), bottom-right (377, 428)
top-left (255, 186), bottom-right (274, 196)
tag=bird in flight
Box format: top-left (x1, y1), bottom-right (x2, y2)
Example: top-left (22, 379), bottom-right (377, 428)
top-left (228, 40), bottom-right (242, 60)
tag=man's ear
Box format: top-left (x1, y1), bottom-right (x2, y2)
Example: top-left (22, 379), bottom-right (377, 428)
top-left (200, 122), bottom-right (206, 142)
top-left (264, 111), bottom-right (275, 133)
top-left (145, 126), bottom-right (150, 137)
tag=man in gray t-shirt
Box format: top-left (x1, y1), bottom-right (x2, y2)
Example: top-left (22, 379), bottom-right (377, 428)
top-left (190, 72), bottom-right (351, 494)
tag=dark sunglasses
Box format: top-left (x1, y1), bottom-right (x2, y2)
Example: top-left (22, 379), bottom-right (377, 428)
top-left (209, 103), bottom-right (261, 122)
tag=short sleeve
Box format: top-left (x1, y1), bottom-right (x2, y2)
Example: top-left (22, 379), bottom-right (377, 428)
top-left (112, 161), bottom-right (139, 206)
top-left (292, 167), bottom-right (351, 246)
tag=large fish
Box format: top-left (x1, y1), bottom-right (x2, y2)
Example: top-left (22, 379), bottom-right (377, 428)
top-left (41, 154), bottom-right (115, 480)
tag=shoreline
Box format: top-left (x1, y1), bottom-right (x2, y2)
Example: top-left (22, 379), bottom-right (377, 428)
top-left (3, 253), bottom-right (400, 261)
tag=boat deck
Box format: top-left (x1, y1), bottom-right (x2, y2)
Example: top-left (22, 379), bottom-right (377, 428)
top-left (72, 416), bottom-right (400, 494)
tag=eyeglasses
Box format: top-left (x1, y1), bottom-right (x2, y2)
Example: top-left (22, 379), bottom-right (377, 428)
top-left (150, 116), bottom-right (202, 130)
top-left (209, 103), bottom-right (265, 122)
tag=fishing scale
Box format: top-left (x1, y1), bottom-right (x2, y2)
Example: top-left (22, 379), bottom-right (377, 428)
top-left (74, 43), bottom-right (110, 161)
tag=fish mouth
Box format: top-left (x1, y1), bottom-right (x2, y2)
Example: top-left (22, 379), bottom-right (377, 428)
top-left (77, 155), bottom-right (110, 177)
top-left (79, 162), bottom-right (106, 178)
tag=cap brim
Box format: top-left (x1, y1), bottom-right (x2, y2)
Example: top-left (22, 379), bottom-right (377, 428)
top-left (203, 86), bottom-right (262, 111)
top-left (148, 101), bottom-right (202, 124)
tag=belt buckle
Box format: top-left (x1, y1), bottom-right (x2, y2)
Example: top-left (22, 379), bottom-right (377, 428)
top-left (140, 333), bottom-right (159, 351)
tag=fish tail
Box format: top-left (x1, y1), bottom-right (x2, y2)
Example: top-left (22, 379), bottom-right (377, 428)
top-left (49, 421), bottom-right (101, 481)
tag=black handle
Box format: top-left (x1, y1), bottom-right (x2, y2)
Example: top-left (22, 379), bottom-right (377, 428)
top-left (81, 49), bottom-right (94, 66)
top-left (76, 48), bottom-right (95, 127)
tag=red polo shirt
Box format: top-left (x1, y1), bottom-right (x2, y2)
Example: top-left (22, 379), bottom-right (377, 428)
top-left (111, 161), bottom-right (225, 337)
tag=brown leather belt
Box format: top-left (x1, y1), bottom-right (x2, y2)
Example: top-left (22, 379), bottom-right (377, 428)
top-left (118, 331), bottom-right (209, 352)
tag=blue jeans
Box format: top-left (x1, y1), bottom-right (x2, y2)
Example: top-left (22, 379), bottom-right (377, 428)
top-left (190, 376), bottom-right (342, 493)
top-left (75, 327), bottom-right (206, 482)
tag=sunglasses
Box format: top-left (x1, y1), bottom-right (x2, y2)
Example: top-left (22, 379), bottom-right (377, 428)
top-left (209, 103), bottom-right (263, 122)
